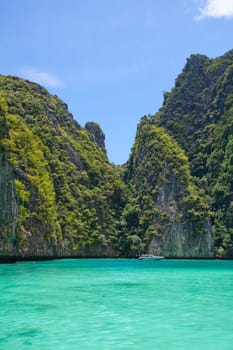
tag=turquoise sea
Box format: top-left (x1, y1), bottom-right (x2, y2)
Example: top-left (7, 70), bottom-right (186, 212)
top-left (0, 259), bottom-right (233, 350)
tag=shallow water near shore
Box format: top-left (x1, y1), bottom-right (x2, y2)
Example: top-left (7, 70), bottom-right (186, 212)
top-left (0, 259), bottom-right (233, 349)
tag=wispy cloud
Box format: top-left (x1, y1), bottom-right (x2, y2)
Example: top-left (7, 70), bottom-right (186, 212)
top-left (197, 0), bottom-right (233, 20)
top-left (20, 68), bottom-right (63, 88)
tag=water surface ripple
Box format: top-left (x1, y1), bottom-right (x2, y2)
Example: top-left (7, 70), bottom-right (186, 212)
top-left (0, 259), bottom-right (233, 349)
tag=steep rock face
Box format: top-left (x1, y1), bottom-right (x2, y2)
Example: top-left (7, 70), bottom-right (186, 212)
top-left (122, 118), bottom-right (214, 257)
top-left (150, 174), bottom-right (213, 257)
top-left (0, 153), bottom-right (18, 256)
top-left (0, 97), bottom-right (18, 256)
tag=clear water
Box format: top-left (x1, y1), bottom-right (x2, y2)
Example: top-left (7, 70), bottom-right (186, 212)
top-left (0, 259), bottom-right (233, 350)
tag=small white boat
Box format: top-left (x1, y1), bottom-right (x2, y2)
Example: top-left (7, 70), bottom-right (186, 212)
top-left (138, 254), bottom-right (165, 260)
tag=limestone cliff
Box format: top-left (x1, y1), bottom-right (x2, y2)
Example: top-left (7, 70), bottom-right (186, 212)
top-left (155, 50), bottom-right (233, 257)
top-left (0, 75), bottom-right (124, 258)
top-left (122, 118), bottom-right (214, 257)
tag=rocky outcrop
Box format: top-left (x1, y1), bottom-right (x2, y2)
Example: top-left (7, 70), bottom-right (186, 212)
top-left (85, 122), bottom-right (106, 153)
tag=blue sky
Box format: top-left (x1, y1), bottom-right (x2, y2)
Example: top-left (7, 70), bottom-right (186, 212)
top-left (1, 0), bottom-right (233, 164)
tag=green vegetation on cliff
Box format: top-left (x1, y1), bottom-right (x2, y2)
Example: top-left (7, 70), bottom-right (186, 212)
top-left (121, 117), bottom-right (212, 257)
top-left (1, 49), bottom-right (233, 258)
top-left (0, 75), bottom-right (125, 256)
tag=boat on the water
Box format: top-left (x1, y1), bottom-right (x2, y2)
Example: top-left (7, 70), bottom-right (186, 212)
top-left (138, 254), bottom-right (165, 260)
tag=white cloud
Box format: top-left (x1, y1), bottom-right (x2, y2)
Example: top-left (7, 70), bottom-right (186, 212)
top-left (197, 0), bottom-right (233, 20)
top-left (20, 68), bottom-right (63, 88)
